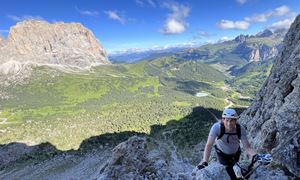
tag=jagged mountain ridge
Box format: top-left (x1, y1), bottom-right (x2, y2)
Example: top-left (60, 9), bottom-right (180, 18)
top-left (239, 14), bottom-right (300, 177)
top-left (178, 29), bottom-right (285, 66)
top-left (0, 20), bottom-right (110, 75)
top-left (108, 28), bottom-right (285, 65)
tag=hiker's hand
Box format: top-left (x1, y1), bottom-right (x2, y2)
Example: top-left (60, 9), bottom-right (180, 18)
top-left (197, 161), bottom-right (208, 170)
top-left (252, 154), bottom-right (259, 162)
top-left (254, 153), bottom-right (272, 165)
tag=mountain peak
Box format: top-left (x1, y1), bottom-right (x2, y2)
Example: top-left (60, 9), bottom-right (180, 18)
top-left (0, 19), bottom-right (110, 75)
top-left (256, 29), bottom-right (273, 37)
top-left (234, 34), bottom-right (248, 43)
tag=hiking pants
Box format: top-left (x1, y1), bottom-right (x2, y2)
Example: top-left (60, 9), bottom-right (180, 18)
top-left (215, 146), bottom-right (241, 180)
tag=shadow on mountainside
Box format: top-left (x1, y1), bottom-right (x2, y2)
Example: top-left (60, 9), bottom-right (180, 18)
top-left (0, 106), bottom-right (242, 169)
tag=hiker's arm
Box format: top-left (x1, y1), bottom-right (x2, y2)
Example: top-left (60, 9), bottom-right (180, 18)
top-left (241, 138), bottom-right (256, 157)
top-left (202, 135), bottom-right (215, 163)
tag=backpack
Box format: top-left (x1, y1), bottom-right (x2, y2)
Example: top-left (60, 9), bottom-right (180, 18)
top-left (217, 122), bottom-right (241, 141)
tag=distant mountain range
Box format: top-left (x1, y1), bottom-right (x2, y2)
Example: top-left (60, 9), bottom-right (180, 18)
top-left (108, 46), bottom-right (193, 64)
top-left (110, 28), bottom-right (287, 67)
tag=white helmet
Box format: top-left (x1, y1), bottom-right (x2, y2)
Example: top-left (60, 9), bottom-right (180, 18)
top-left (222, 108), bottom-right (238, 119)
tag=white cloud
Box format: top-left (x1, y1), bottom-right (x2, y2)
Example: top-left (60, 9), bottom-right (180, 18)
top-left (193, 31), bottom-right (213, 39)
top-left (245, 14), bottom-right (269, 23)
top-left (218, 5), bottom-right (294, 31)
top-left (104, 10), bottom-right (126, 24)
top-left (236, 0), bottom-right (247, 5)
top-left (218, 20), bottom-right (249, 30)
top-left (147, 0), bottom-right (156, 7)
top-left (80, 10), bottom-right (98, 16)
top-left (198, 31), bottom-right (211, 37)
top-left (161, 2), bottom-right (190, 35)
top-left (135, 0), bottom-right (156, 7)
top-left (7, 15), bottom-right (44, 22)
top-left (273, 5), bottom-right (290, 16)
top-left (245, 5), bottom-right (290, 23)
top-left (75, 7), bottom-right (98, 16)
top-left (268, 18), bottom-right (294, 30)
top-left (79, 10), bottom-right (98, 16)
top-left (221, 36), bottom-right (229, 40)
top-left (162, 19), bottom-right (185, 34)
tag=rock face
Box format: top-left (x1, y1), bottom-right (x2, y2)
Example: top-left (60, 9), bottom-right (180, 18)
top-left (233, 42), bottom-right (279, 62)
top-left (231, 29), bottom-right (285, 62)
top-left (98, 136), bottom-right (289, 179)
top-left (239, 14), bottom-right (300, 177)
top-left (0, 20), bottom-right (109, 74)
top-left (0, 135), bottom-right (291, 179)
top-left (98, 136), bottom-right (194, 179)
top-left (99, 136), bottom-right (153, 179)
top-left (234, 35), bottom-right (248, 43)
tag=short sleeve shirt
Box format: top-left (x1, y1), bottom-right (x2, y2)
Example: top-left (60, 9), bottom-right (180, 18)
top-left (209, 121), bottom-right (247, 154)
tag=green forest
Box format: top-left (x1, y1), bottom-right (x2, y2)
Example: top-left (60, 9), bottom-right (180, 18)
top-left (0, 56), bottom-right (270, 150)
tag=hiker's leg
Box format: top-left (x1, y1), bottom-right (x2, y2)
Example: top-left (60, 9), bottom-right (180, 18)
top-left (226, 166), bottom-right (238, 180)
top-left (234, 148), bottom-right (241, 162)
top-left (216, 150), bottom-right (228, 165)
top-left (216, 149), bottom-right (240, 180)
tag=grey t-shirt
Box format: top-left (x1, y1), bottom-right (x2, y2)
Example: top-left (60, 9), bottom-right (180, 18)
top-left (209, 121), bottom-right (247, 154)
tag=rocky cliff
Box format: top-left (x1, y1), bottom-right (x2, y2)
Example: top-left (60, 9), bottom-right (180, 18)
top-left (232, 36), bottom-right (280, 62)
top-left (239, 14), bottom-right (300, 177)
top-left (180, 29), bottom-right (284, 65)
top-left (0, 20), bottom-right (109, 75)
top-left (97, 136), bottom-right (288, 179)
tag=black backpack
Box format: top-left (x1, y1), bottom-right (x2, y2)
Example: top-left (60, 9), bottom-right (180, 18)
top-left (217, 123), bottom-right (241, 141)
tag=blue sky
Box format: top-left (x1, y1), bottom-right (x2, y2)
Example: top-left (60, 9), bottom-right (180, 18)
top-left (0, 0), bottom-right (299, 53)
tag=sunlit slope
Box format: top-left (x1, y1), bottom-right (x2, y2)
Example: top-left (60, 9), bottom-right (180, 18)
top-left (227, 59), bottom-right (273, 97)
top-left (0, 58), bottom-right (227, 150)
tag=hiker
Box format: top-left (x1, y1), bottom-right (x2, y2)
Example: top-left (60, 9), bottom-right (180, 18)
top-left (198, 108), bottom-right (257, 180)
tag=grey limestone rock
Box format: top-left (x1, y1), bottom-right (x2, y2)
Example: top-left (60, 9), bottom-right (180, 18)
top-left (239, 14), bottom-right (300, 177)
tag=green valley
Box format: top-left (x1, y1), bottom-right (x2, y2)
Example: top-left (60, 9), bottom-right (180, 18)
top-left (0, 57), bottom-right (233, 150)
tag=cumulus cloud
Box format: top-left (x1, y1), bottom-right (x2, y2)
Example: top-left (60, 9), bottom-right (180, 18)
top-left (245, 14), bottom-right (269, 23)
top-left (273, 5), bottom-right (290, 16)
top-left (7, 15), bottom-right (44, 22)
top-left (245, 5), bottom-right (290, 23)
top-left (163, 19), bottom-right (185, 34)
top-left (104, 10), bottom-right (126, 24)
top-left (218, 20), bottom-right (249, 30)
top-left (218, 5), bottom-right (294, 30)
top-left (268, 18), bottom-right (295, 30)
top-left (161, 2), bottom-right (190, 34)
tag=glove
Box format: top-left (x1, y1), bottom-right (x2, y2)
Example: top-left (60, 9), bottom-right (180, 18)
top-left (197, 161), bottom-right (208, 170)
